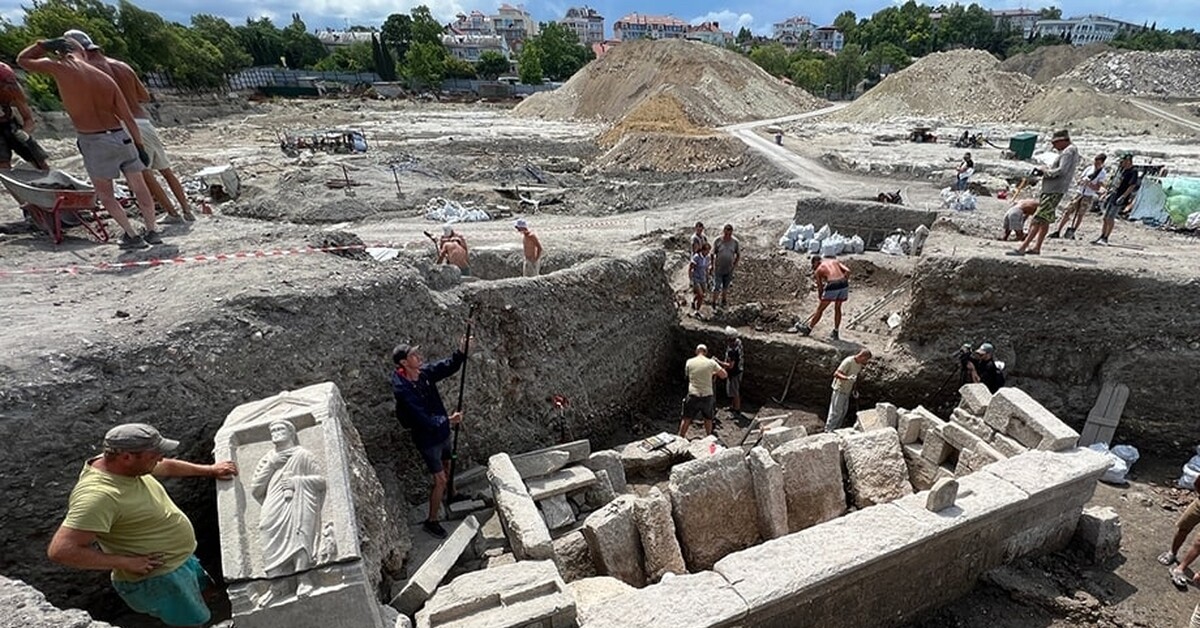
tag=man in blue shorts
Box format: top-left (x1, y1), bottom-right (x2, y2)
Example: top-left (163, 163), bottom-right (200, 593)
top-left (391, 336), bottom-right (470, 538)
top-left (48, 423), bottom-right (238, 627)
top-left (790, 255), bottom-right (852, 340)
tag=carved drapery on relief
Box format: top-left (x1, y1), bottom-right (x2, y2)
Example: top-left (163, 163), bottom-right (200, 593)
top-left (251, 419), bottom-right (327, 577)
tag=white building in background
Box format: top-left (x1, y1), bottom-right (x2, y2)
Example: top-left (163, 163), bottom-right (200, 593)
top-left (441, 33), bottom-right (510, 61)
top-left (315, 30), bottom-right (375, 50)
top-left (811, 27), bottom-right (845, 52)
top-left (989, 8), bottom-right (1041, 38)
top-left (612, 13), bottom-right (688, 40)
top-left (772, 16), bottom-right (816, 41)
top-left (1033, 14), bottom-right (1139, 45)
top-left (686, 21), bottom-right (732, 46)
top-left (560, 6), bottom-right (605, 44)
top-left (491, 4), bottom-right (539, 53)
top-left (449, 11), bottom-right (492, 35)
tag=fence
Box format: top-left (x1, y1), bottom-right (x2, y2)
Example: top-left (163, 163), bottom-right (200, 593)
top-left (143, 67), bottom-right (559, 98)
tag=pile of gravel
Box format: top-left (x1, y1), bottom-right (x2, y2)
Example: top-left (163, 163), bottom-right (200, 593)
top-left (1061, 50), bottom-right (1200, 99)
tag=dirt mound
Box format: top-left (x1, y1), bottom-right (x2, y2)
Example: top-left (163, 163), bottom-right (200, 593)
top-left (515, 38), bottom-right (825, 127)
top-left (590, 133), bottom-right (751, 174)
top-left (831, 49), bottom-right (1041, 124)
top-left (1063, 50), bottom-right (1200, 99)
top-left (597, 93), bottom-right (707, 147)
top-left (1017, 79), bottom-right (1196, 135)
top-left (999, 43), bottom-right (1112, 84)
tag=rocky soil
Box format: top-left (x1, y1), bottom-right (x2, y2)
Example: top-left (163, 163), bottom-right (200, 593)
top-left (1000, 43), bottom-right (1114, 84)
top-left (1063, 50), bottom-right (1200, 99)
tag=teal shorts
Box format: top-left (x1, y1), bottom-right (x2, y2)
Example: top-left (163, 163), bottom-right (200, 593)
top-left (112, 554), bottom-right (211, 626)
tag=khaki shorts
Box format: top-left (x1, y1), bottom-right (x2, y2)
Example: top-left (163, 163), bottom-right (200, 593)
top-left (135, 118), bottom-right (171, 170)
top-left (76, 128), bottom-right (144, 180)
top-left (1178, 499), bottom-right (1200, 533)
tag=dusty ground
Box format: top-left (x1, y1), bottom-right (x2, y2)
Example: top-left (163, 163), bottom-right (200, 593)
top-left (3, 98), bottom-right (1200, 626)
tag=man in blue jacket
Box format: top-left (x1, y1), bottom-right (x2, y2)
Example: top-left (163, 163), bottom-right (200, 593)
top-left (391, 337), bottom-right (469, 538)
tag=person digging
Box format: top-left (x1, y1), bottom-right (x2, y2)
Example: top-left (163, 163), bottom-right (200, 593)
top-left (789, 255), bottom-right (851, 340)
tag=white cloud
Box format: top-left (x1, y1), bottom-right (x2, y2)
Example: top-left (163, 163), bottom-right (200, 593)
top-left (689, 9), bottom-right (755, 32)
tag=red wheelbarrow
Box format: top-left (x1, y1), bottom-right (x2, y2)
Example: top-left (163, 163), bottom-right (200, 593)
top-left (0, 169), bottom-right (108, 245)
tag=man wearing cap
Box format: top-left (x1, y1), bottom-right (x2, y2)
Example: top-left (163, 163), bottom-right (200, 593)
top-left (1008, 129), bottom-right (1080, 257)
top-left (679, 343), bottom-right (728, 438)
top-left (718, 326), bottom-right (744, 416)
top-left (965, 343), bottom-right (1005, 393)
top-left (435, 225), bottom-right (470, 275)
top-left (48, 423), bottom-right (238, 626)
top-left (1094, 152), bottom-right (1139, 246)
top-left (18, 36), bottom-right (163, 249)
top-left (391, 336), bottom-right (470, 539)
top-left (0, 61), bottom-right (50, 170)
top-left (827, 349), bottom-right (871, 432)
top-left (515, 218), bottom-right (543, 277)
top-left (64, 29), bottom-right (195, 222)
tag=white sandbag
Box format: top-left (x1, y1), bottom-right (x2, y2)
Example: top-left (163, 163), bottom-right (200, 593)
top-left (1101, 457), bottom-right (1128, 484)
top-left (1181, 464), bottom-right (1200, 490)
top-left (1111, 445), bottom-right (1139, 468)
top-left (778, 236), bottom-right (792, 249)
top-left (847, 235), bottom-right (865, 254)
top-left (880, 234), bottom-right (906, 256)
top-left (815, 224), bottom-right (831, 242)
top-left (797, 224), bottom-right (815, 241)
top-left (806, 239), bottom-right (821, 254)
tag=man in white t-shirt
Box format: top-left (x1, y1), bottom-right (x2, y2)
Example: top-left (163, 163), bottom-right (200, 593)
top-left (826, 349), bottom-right (871, 432)
top-left (679, 344), bottom-right (727, 438)
top-left (1050, 152), bottom-right (1107, 240)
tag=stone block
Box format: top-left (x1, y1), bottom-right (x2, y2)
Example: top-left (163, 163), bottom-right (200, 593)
top-left (570, 577), bottom-right (635, 626)
top-left (526, 466), bottom-right (597, 502)
top-left (487, 453), bottom-right (554, 561)
top-left (484, 552), bottom-right (515, 569)
top-left (911, 405), bottom-right (944, 431)
top-left (772, 434), bottom-right (847, 533)
top-left (902, 443), bottom-right (938, 491)
top-left (668, 448), bottom-right (762, 570)
top-left (0, 574), bottom-right (116, 628)
top-left (633, 487), bottom-right (687, 583)
top-left (925, 478), bottom-right (959, 512)
top-left (951, 407), bottom-right (994, 441)
top-left (474, 510), bottom-right (506, 555)
top-left (511, 450), bottom-right (571, 480)
top-left (415, 560), bottom-right (575, 628)
top-left (876, 402), bottom-right (900, 429)
top-left (582, 495), bottom-right (645, 587)
top-left (585, 469), bottom-right (617, 509)
top-left (898, 411), bottom-right (923, 444)
top-left (760, 426), bottom-right (806, 452)
top-left (575, 572), bottom-right (748, 628)
top-left (540, 494), bottom-right (577, 530)
top-left (989, 432), bottom-right (1028, 458)
top-left (841, 428), bottom-right (913, 508)
top-left (984, 388), bottom-right (1079, 451)
top-left (552, 531), bottom-right (597, 583)
top-left (1073, 506), bottom-right (1122, 564)
top-left (447, 500), bottom-right (487, 517)
top-left (747, 446), bottom-right (789, 540)
top-left (854, 408), bottom-right (888, 432)
top-left (687, 435), bottom-right (725, 460)
top-left (942, 422), bottom-right (987, 453)
top-left (512, 439), bottom-right (591, 470)
top-left (583, 450), bottom-right (627, 494)
top-left (392, 515), bottom-right (481, 615)
top-left (620, 435), bottom-right (688, 476)
top-left (958, 383), bottom-right (993, 415)
top-left (920, 427), bottom-right (954, 465)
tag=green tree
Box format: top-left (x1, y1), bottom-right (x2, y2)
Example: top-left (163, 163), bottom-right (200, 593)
top-left (749, 42), bottom-right (789, 77)
top-left (409, 5), bottom-right (443, 46)
top-left (168, 24), bottom-right (226, 87)
top-left (116, 0), bottom-right (173, 72)
top-left (377, 35), bottom-right (397, 80)
top-left (191, 14), bottom-right (252, 74)
top-left (1038, 7), bottom-right (1062, 20)
top-left (517, 41), bottom-right (543, 85)
top-left (863, 42), bottom-right (908, 78)
top-left (22, 0), bottom-right (127, 59)
top-left (281, 13), bottom-right (327, 68)
top-left (0, 17), bottom-right (30, 60)
top-left (313, 41), bottom-right (374, 71)
top-left (443, 55), bottom-right (476, 79)
top-left (735, 26), bottom-right (752, 44)
top-left (404, 40), bottom-right (444, 88)
top-left (832, 10), bottom-right (858, 45)
top-left (475, 49), bottom-right (509, 79)
top-left (237, 17), bottom-right (285, 66)
top-left (825, 43), bottom-right (865, 98)
top-left (528, 21), bottom-right (592, 81)
top-left (788, 57), bottom-right (826, 93)
top-left (381, 13), bottom-right (412, 59)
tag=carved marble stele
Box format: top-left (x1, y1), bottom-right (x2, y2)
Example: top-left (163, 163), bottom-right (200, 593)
top-left (215, 382), bottom-right (395, 628)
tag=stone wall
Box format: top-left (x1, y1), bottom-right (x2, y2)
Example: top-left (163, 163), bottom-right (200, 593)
top-left (0, 249), bottom-right (676, 621)
top-left (0, 575), bottom-right (114, 628)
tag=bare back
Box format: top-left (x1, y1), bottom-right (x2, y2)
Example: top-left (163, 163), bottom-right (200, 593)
top-left (105, 58), bottom-right (149, 119)
top-left (25, 54), bottom-right (128, 133)
top-left (816, 259), bottom-right (849, 284)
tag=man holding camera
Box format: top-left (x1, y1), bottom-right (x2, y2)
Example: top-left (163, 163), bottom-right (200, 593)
top-left (1008, 129), bottom-right (1080, 257)
top-left (960, 342), bottom-right (1005, 393)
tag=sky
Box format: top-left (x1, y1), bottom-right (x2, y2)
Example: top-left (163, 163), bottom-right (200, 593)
top-left (0, 0), bottom-right (1194, 37)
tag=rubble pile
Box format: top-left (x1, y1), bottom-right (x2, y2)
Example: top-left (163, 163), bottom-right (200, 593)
top-left (589, 134), bottom-right (752, 174)
top-left (596, 93), bottom-right (707, 147)
top-left (1016, 80), bottom-right (1187, 134)
top-left (1062, 50), bottom-right (1200, 99)
top-left (831, 49), bottom-right (1041, 124)
top-left (515, 38), bottom-right (825, 127)
top-left (999, 43), bottom-right (1113, 84)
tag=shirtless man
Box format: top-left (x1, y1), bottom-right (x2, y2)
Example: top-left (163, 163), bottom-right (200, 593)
top-left (515, 218), bottom-right (543, 277)
top-left (1001, 198), bottom-right (1038, 241)
top-left (789, 256), bottom-right (851, 340)
top-left (65, 30), bottom-right (194, 222)
top-left (438, 225), bottom-right (467, 254)
top-left (436, 239), bottom-right (470, 275)
top-left (0, 62), bottom-right (50, 170)
top-left (18, 37), bottom-right (161, 249)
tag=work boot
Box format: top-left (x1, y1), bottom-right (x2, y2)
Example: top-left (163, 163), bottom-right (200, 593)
top-left (830, 329), bottom-right (840, 340)
top-left (142, 230), bottom-right (164, 245)
top-left (788, 323), bottom-right (812, 336)
top-left (422, 520), bottom-right (447, 539)
top-left (1065, 228), bottom-right (1076, 240)
top-left (161, 214), bottom-right (185, 225)
top-left (1047, 231), bottom-right (1060, 239)
top-left (119, 233), bottom-right (148, 250)
top-left (1092, 237), bottom-right (1108, 246)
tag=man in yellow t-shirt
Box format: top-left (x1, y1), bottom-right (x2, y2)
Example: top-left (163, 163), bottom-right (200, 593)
top-left (826, 349), bottom-right (872, 432)
top-left (679, 344), bottom-right (727, 438)
top-left (48, 423), bottom-right (238, 627)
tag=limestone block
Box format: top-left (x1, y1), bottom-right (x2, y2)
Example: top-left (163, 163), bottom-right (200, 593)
top-left (1073, 506), bottom-right (1122, 563)
top-left (392, 515), bottom-right (481, 615)
top-left (484, 552), bottom-right (515, 569)
top-left (687, 435), bottom-right (724, 460)
top-left (989, 432), bottom-right (1029, 458)
top-left (633, 487), bottom-right (687, 583)
top-left (984, 388), bottom-right (1079, 451)
top-left (487, 453), bottom-right (554, 561)
top-left (876, 402), bottom-right (900, 429)
top-left (920, 427), bottom-right (954, 465)
top-left (512, 439), bottom-right (591, 471)
top-left (911, 405), bottom-right (944, 430)
top-left (575, 572), bottom-right (749, 628)
top-left (925, 478), bottom-right (959, 512)
top-left (415, 560), bottom-right (575, 628)
top-left (552, 531), bottom-right (597, 583)
top-left (668, 448), bottom-right (762, 570)
top-left (902, 443), bottom-right (938, 491)
top-left (841, 428), bottom-right (913, 508)
top-left (747, 446), bottom-right (789, 540)
top-left (0, 575), bottom-right (116, 628)
top-left (620, 436), bottom-right (688, 476)
top-left (447, 500), bottom-right (487, 517)
top-left (584, 469), bottom-right (617, 509)
top-left (540, 494), bottom-right (577, 530)
top-left (583, 450), bottom-right (628, 494)
top-left (958, 383), bottom-right (993, 415)
top-left (898, 411), bottom-right (923, 444)
top-left (772, 434), bottom-right (847, 533)
top-left (582, 495), bottom-right (645, 587)
top-left (526, 466), bottom-right (597, 502)
top-left (760, 425), bottom-right (806, 452)
top-left (854, 408), bottom-right (888, 432)
top-left (951, 407), bottom-right (995, 441)
top-left (474, 511), bottom-right (506, 556)
top-left (569, 577), bottom-right (635, 626)
top-left (942, 422), bottom-right (987, 452)
top-left (511, 450), bottom-right (571, 480)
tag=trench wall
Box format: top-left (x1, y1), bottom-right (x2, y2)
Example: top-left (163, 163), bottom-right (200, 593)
top-left (0, 249), bottom-right (676, 621)
top-left (901, 254), bottom-right (1200, 447)
top-left (793, 196), bottom-right (939, 249)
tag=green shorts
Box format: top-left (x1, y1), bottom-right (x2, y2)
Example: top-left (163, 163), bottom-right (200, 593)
top-left (112, 554), bottom-right (211, 627)
top-left (1033, 193), bottom-right (1064, 224)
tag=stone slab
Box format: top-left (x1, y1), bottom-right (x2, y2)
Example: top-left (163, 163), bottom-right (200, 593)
top-left (415, 560), bottom-right (575, 628)
top-left (620, 435), bottom-right (689, 476)
top-left (989, 432), bottom-right (1028, 458)
top-left (747, 446), bottom-right (789, 540)
top-left (570, 577), bottom-right (635, 626)
top-left (760, 426), bottom-right (806, 452)
top-left (958, 383), bottom-right (993, 415)
top-left (942, 422), bottom-right (987, 453)
top-left (897, 411), bottom-right (923, 444)
top-left (1073, 506), bottom-right (1122, 564)
top-left (392, 515), bottom-right (481, 615)
top-left (576, 571), bottom-right (748, 628)
top-left (487, 453), bottom-right (554, 561)
top-left (854, 408), bottom-right (888, 432)
top-left (585, 468), bottom-right (617, 509)
top-left (772, 434), bottom-right (847, 533)
top-left (951, 407), bottom-right (994, 441)
top-left (512, 439), bottom-right (590, 470)
top-left (447, 500), bottom-right (487, 517)
top-left (926, 478), bottom-right (959, 512)
top-left (841, 428), bottom-right (913, 508)
top-left (633, 487), bottom-right (687, 583)
top-left (540, 494), bottom-right (577, 530)
top-left (669, 448), bottom-right (762, 570)
top-left (0, 575), bottom-right (116, 628)
top-left (511, 450), bottom-right (571, 480)
top-left (983, 449), bottom-right (1110, 498)
top-left (876, 402), bottom-right (900, 429)
top-left (583, 450), bottom-right (628, 494)
top-left (920, 427), bottom-right (954, 465)
top-left (984, 388), bottom-right (1079, 451)
top-left (582, 495), bottom-right (645, 587)
top-left (526, 466), bottom-right (598, 502)
top-left (552, 530), bottom-right (597, 583)
top-left (688, 435), bottom-right (725, 460)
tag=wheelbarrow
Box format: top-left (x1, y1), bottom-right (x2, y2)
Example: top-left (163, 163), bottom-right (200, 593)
top-left (0, 169), bottom-right (108, 245)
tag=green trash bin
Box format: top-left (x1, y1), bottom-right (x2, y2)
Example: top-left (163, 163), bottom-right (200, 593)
top-left (1009, 132), bottom-right (1038, 160)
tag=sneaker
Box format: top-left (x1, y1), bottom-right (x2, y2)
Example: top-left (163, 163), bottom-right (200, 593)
top-left (119, 233), bottom-right (148, 250)
top-left (422, 520), bottom-right (447, 539)
top-left (161, 214), bottom-right (184, 225)
top-left (1064, 228), bottom-right (1076, 240)
top-left (830, 329), bottom-right (840, 340)
top-left (1092, 237), bottom-right (1108, 246)
top-left (1048, 231), bottom-right (1060, 239)
top-left (791, 323), bottom-right (811, 336)
top-left (142, 230), bottom-right (164, 245)
top-left (1158, 551), bottom-right (1179, 566)
top-left (1005, 250), bottom-right (1025, 257)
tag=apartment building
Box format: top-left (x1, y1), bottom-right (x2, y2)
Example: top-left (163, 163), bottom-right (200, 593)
top-left (772, 16), bottom-right (816, 41)
top-left (561, 6), bottom-right (606, 44)
top-left (612, 13), bottom-right (688, 41)
top-left (1034, 14), bottom-right (1139, 45)
top-left (989, 8), bottom-right (1040, 38)
top-left (811, 27), bottom-right (845, 52)
top-left (492, 4), bottom-right (539, 53)
top-left (442, 34), bottom-right (510, 61)
top-left (686, 21), bottom-right (733, 46)
top-left (449, 11), bottom-right (492, 35)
